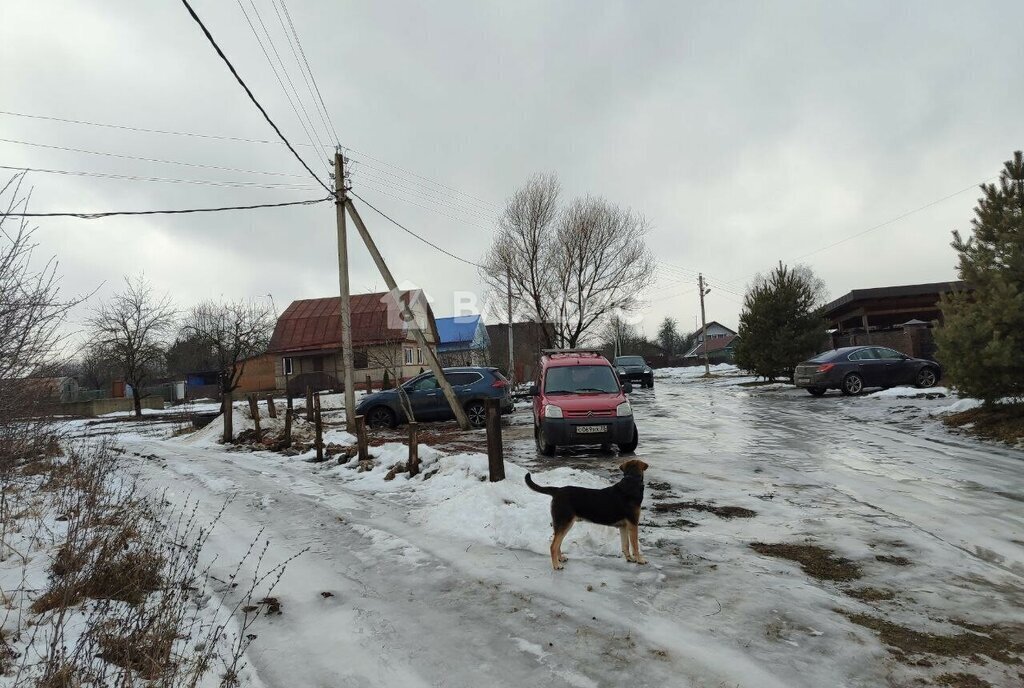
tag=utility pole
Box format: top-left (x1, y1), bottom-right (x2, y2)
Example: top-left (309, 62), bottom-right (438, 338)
top-left (698, 273), bottom-right (711, 377)
top-left (506, 267), bottom-right (514, 383)
top-left (334, 150), bottom-right (357, 431)
top-left (344, 199), bottom-right (472, 430)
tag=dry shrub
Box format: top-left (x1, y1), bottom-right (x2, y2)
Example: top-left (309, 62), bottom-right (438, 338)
top-left (95, 618), bottom-right (179, 680)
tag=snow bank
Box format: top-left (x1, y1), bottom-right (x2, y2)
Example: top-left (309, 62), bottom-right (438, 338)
top-left (324, 448), bottom-right (627, 558)
top-left (655, 363), bottom-right (739, 380)
top-left (935, 397), bottom-right (985, 414)
top-left (866, 386), bottom-right (950, 399)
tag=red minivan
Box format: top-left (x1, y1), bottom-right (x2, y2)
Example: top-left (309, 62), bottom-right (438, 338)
top-left (530, 349), bottom-right (639, 456)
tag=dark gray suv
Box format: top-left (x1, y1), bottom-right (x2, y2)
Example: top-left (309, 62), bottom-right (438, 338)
top-left (355, 367), bottom-right (512, 428)
top-left (613, 356), bottom-right (655, 388)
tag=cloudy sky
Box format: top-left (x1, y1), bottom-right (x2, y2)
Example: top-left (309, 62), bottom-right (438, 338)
top-left (3, 1), bottom-right (1022, 346)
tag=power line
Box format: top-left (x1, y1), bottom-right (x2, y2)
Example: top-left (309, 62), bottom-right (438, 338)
top-left (352, 168), bottom-right (498, 223)
top-left (0, 137), bottom-right (308, 178)
top-left (2, 196), bottom-right (330, 219)
top-left (278, 0), bottom-right (340, 145)
top-left (1, 164), bottom-right (318, 190)
top-left (0, 109), bottom-right (498, 210)
top-left (349, 157), bottom-right (497, 214)
top-left (349, 190), bottom-right (486, 268)
top-left (235, 0), bottom-right (328, 161)
top-left (178, 0), bottom-right (333, 195)
top-left (356, 182), bottom-right (495, 231)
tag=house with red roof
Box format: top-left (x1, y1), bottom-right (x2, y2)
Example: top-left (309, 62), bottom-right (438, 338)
top-left (267, 290), bottom-right (437, 394)
top-left (683, 321), bottom-right (739, 364)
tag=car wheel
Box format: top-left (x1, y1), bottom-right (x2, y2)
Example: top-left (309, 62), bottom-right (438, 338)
top-left (915, 367), bottom-right (938, 389)
top-left (646, 376), bottom-right (655, 389)
top-left (535, 426), bottom-right (555, 457)
top-left (617, 426), bottom-right (639, 454)
top-left (465, 401), bottom-right (487, 428)
top-left (841, 373), bottom-right (864, 396)
top-left (807, 387), bottom-right (826, 397)
top-left (366, 406), bottom-right (396, 429)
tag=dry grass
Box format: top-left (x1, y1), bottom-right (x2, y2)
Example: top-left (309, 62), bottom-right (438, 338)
top-left (943, 404), bottom-right (1024, 444)
top-left (750, 542), bottom-right (862, 581)
top-left (841, 612), bottom-right (1024, 664)
top-left (655, 501), bottom-right (756, 519)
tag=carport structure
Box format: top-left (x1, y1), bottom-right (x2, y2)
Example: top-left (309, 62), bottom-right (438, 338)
top-left (823, 281), bottom-right (971, 336)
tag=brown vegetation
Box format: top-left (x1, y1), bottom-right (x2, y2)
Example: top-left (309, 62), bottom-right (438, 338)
top-left (943, 405), bottom-right (1024, 445)
top-left (750, 542), bottom-right (862, 581)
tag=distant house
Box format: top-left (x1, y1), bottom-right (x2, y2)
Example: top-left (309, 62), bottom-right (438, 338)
top-left (683, 321), bottom-right (739, 364)
top-left (823, 280), bottom-right (971, 360)
top-left (267, 290), bottom-right (437, 394)
top-left (435, 315), bottom-right (490, 367)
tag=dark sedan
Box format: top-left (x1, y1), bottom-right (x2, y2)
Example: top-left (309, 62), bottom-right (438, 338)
top-left (794, 346), bottom-right (941, 396)
top-left (355, 367), bottom-right (512, 428)
top-left (613, 355), bottom-right (655, 388)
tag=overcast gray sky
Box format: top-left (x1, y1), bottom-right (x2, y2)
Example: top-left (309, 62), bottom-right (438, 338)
top-left (3, 1), bottom-right (1022, 345)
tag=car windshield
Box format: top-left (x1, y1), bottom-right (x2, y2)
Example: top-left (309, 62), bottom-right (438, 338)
top-left (615, 356), bottom-right (644, 366)
top-left (544, 365), bottom-right (620, 394)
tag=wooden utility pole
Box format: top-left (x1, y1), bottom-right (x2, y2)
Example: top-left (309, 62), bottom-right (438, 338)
top-left (485, 398), bottom-right (505, 482)
top-left (506, 267), bottom-right (514, 383)
top-left (344, 200), bottom-right (472, 430)
top-left (698, 273), bottom-right (711, 377)
top-left (335, 150), bottom-right (357, 432)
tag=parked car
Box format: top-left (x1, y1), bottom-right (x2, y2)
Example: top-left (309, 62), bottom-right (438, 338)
top-left (794, 346), bottom-right (941, 396)
top-left (531, 349), bottom-right (638, 456)
top-left (613, 355), bottom-right (655, 388)
top-left (355, 367), bottom-right (512, 428)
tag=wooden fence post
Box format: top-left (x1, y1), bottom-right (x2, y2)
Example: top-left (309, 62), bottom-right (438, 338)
top-left (248, 394), bottom-right (261, 440)
top-left (355, 415), bottom-right (369, 462)
top-left (287, 393), bottom-right (293, 411)
top-left (266, 395), bottom-right (277, 418)
top-left (283, 408), bottom-right (293, 448)
top-left (222, 391), bottom-right (233, 443)
top-left (314, 392), bottom-right (324, 462)
top-left (305, 385), bottom-right (314, 422)
top-left (365, 374), bottom-right (373, 394)
top-left (485, 398), bottom-right (505, 482)
top-left (407, 421), bottom-right (419, 477)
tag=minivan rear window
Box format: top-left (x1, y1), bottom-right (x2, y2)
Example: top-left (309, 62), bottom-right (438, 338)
top-left (544, 365), bottom-right (619, 394)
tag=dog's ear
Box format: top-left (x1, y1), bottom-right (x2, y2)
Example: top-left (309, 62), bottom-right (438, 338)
top-left (638, 460), bottom-right (649, 472)
top-left (619, 459), bottom-right (648, 473)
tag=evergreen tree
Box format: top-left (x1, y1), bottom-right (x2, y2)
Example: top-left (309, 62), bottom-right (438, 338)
top-left (936, 151), bottom-right (1024, 405)
top-left (657, 317), bottom-right (679, 355)
top-left (734, 262), bottom-right (827, 381)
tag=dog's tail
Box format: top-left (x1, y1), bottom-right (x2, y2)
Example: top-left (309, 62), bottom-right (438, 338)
top-left (524, 473), bottom-right (558, 496)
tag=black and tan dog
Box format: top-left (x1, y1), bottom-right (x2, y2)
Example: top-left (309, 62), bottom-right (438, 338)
top-left (525, 459), bottom-right (650, 570)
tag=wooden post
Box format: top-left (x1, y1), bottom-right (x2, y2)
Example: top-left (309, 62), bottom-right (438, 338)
top-left (314, 392), bottom-right (323, 462)
top-left (365, 374), bottom-right (372, 394)
top-left (248, 394), bottom-right (261, 440)
top-left (305, 385), bottom-right (314, 422)
top-left (266, 395), bottom-right (277, 418)
top-left (287, 393), bottom-right (293, 411)
top-left (355, 415), bottom-right (369, 462)
top-left (335, 151), bottom-right (358, 433)
top-left (222, 390), bottom-right (233, 443)
top-left (485, 398), bottom-right (505, 482)
top-left (283, 408), bottom-right (293, 448)
top-left (407, 421), bottom-right (419, 477)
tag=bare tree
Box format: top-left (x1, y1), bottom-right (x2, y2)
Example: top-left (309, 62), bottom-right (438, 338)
top-left (364, 342), bottom-right (416, 423)
top-left (480, 174), bottom-right (655, 348)
top-left (0, 173), bottom-right (79, 466)
top-left (179, 299), bottom-right (275, 402)
top-left (88, 275), bottom-right (176, 417)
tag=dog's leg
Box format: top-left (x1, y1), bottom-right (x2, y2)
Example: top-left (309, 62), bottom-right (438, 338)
top-left (628, 522), bottom-right (646, 565)
top-left (550, 518), bottom-right (575, 570)
top-left (619, 526), bottom-right (635, 562)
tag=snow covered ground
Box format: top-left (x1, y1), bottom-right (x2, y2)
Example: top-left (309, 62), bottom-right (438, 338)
top-left (42, 376), bottom-right (1024, 687)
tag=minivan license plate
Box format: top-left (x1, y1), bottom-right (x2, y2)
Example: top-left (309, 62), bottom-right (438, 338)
top-left (576, 425), bottom-right (606, 434)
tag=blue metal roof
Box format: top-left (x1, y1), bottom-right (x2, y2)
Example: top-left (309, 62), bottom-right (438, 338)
top-left (435, 315), bottom-right (482, 345)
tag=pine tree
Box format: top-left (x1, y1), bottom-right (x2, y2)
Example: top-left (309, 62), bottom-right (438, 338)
top-left (734, 262), bottom-right (827, 381)
top-left (657, 317), bottom-right (679, 355)
top-left (936, 151), bottom-right (1024, 405)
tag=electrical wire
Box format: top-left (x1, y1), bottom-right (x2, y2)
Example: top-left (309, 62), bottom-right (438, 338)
top-left (178, 0), bottom-right (333, 194)
top-left (349, 190), bottom-right (486, 268)
top-left (235, 0), bottom-right (328, 160)
top-left (0, 137), bottom-right (308, 178)
top-left (2, 196), bottom-right (330, 219)
top-left (352, 168), bottom-right (498, 223)
top-left (355, 182), bottom-right (495, 231)
top-left (278, 0), bottom-right (340, 145)
top-left (0, 164), bottom-right (319, 190)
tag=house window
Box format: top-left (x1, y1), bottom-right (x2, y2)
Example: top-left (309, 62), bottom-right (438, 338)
top-left (353, 350), bottom-right (368, 369)
top-left (416, 347), bottom-right (423, 364)
top-left (283, 357), bottom-right (293, 375)
top-left (404, 348), bottom-right (413, 365)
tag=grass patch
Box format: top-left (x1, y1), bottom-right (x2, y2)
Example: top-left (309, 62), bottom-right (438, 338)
top-left (943, 404), bottom-right (1024, 444)
top-left (875, 554), bottom-right (912, 566)
top-left (750, 542), bottom-right (862, 581)
top-left (845, 587), bottom-right (895, 602)
top-left (841, 612), bottom-right (1023, 665)
top-left (655, 502), bottom-right (756, 519)
top-left (936, 674), bottom-right (992, 688)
